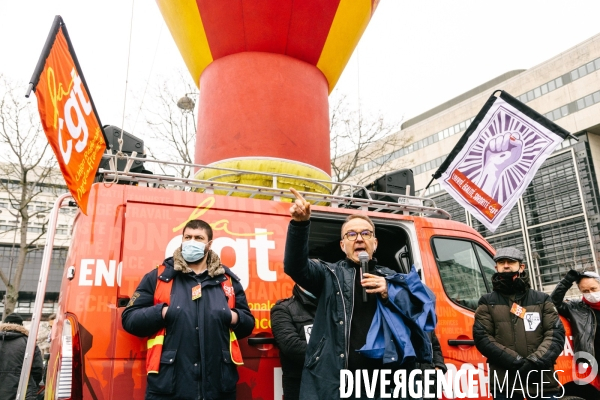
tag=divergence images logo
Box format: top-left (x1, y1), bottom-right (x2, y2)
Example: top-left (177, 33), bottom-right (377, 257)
top-left (456, 106), bottom-right (555, 204)
top-left (573, 351), bottom-right (598, 385)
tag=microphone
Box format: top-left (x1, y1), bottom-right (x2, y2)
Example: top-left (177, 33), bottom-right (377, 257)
top-left (359, 251), bottom-right (369, 302)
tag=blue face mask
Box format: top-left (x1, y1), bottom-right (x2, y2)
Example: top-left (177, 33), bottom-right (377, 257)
top-left (181, 240), bottom-right (207, 263)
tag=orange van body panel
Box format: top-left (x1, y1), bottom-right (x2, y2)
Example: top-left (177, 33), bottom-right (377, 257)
top-left (45, 183), bottom-right (585, 399)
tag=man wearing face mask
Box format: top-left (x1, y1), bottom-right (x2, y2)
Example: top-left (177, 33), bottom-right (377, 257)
top-left (551, 268), bottom-right (600, 398)
top-left (473, 247), bottom-right (565, 400)
top-left (122, 219), bottom-right (254, 400)
top-left (271, 284), bottom-right (317, 400)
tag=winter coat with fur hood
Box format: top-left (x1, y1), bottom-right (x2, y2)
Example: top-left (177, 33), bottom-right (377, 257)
top-left (0, 323), bottom-right (44, 400)
top-left (122, 249), bottom-right (254, 400)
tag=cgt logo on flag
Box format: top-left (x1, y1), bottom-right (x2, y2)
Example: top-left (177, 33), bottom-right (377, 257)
top-left (432, 91), bottom-right (571, 232)
top-left (27, 16), bottom-right (107, 215)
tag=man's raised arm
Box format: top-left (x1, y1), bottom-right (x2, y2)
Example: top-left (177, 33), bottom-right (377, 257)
top-left (283, 188), bottom-right (324, 296)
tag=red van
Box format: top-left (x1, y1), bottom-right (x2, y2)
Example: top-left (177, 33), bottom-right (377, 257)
top-left (35, 166), bottom-right (587, 399)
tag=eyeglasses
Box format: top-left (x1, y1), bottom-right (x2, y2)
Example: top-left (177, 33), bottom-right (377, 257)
top-left (343, 230), bottom-right (374, 241)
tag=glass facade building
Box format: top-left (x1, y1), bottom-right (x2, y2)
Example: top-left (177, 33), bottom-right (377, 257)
top-left (431, 134), bottom-right (600, 290)
top-left (0, 245), bottom-right (67, 315)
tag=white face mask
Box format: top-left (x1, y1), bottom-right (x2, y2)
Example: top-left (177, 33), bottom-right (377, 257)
top-left (583, 292), bottom-right (600, 303)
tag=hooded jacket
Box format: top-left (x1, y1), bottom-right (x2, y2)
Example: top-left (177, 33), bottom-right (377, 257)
top-left (284, 220), bottom-right (403, 400)
top-left (121, 249), bottom-right (254, 400)
top-left (270, 284), bottom-right (317, 400)
top-left (0, 323), bottom-right (44, 400)
top-left (473, 272), bottom-right (565, 396)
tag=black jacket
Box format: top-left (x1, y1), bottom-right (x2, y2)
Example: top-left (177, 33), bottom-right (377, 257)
top-left (121, 249), bottom-right (254, 400)
top-left (284, 220), bottom-right (414, 399)
top-left (0, 323), bottom-right (44, 400)
top-left (473, 276), bottom-right (565, 395)
top-left (271, 285), bottom-right (317, 400)
top-left (422, 331), bottom-right (447, 373)
top-left (550, 269), bottom-right (596, 357)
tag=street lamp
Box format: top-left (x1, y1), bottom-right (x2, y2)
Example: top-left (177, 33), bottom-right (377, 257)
top-left (176, 93), bottom-right (198, 111)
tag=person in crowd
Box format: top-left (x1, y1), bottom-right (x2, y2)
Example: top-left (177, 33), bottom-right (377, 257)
top-left (122, 219), bottom-right (255, 400)
top-left (550, 268), bottom-right (600, 399)
top-left (0, 313), bottom-right (44, 400)
top-left (284, 188), bottom-right (438, 399)
top-left (473, 247), bottom-right (565, 400)
top-left (47, 313), bottom-right (56, 344)
top-left (418, 332), bottom-right (447, 395)
top-left (271, 284), bottom-right (317, 400)
top-left (38, 313), bottom-right (56, 356)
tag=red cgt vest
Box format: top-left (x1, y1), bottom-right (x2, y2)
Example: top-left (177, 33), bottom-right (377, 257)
top-left (146, 265), bottom-right (243, 374)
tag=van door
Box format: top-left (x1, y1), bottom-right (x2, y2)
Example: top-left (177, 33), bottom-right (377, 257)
top-left (420, 227), bottom-right (496, 399)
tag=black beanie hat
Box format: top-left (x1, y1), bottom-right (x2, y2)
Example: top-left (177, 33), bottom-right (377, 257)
top-left (4, 313), bottom-right (24, 325)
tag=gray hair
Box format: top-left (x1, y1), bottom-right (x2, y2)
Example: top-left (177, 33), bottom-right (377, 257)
top-left (578, 271), bottom-right (600, 286)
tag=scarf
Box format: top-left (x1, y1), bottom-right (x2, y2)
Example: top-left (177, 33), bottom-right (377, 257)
top-left (582, 296), bottom-right (600, 311)
top-left (491, 271), bottom-right (531, 295)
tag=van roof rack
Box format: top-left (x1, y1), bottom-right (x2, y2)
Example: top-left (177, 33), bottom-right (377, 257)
top-left (97, 154), bottom-right (451, 219)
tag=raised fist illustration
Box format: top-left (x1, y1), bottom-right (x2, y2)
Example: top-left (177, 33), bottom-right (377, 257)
top-left (476, 132), bottom-right (523, 201)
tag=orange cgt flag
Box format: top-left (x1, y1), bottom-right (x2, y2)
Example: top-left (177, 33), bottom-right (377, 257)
top-left (27, 16), bottom-right (107, 215)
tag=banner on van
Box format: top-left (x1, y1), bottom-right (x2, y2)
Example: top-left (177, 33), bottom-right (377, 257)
top-left (431, 91), bottom-right (571, 232)
top-left (27, 16), bottom-right (107, 215)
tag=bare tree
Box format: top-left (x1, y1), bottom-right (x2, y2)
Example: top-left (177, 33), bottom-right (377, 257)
top-left (0, 74), bottom-right (62, 320)
top-left (138, 71), bottom-right (197, 180)
top-left (329, 94), bottom-right (412, 194)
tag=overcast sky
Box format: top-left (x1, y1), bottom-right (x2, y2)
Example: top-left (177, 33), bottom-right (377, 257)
top-left (1, 0), bottom-right (599, 136)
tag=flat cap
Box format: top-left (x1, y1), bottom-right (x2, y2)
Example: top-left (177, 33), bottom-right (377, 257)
top-left (493, 247), bottom-right (524, 263)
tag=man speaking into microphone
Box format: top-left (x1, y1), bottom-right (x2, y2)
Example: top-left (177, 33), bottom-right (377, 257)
top-left (283, 188), bottom-right (437, 399)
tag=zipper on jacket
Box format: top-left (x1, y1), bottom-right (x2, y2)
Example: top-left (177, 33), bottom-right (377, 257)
top-left (509, 295), bottom-right (519, 346)
top-left (346, 267), bottom-right (356, 368)
top-left (592, 308), bottom-right (597, 358)
top-left (329, 265), bottom-right (352, 368)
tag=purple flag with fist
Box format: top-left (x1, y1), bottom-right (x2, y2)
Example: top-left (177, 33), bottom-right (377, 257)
top-left (430, 90), bottom-right (571, 232)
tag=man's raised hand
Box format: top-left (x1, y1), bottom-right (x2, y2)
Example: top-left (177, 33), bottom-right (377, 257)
top-left (289, 187), bottom-right (311, 221)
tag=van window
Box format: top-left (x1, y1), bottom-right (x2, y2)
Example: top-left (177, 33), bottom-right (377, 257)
top-left (432, 238), bottom-right (493, 311)
top-left (475, 244), bottom-right (496, 283)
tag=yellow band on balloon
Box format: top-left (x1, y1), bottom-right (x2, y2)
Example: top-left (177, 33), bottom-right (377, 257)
top-left (195, 158), bottom-right (332, 200)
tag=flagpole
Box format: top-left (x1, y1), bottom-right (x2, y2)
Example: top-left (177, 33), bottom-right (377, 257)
top-left (25, 83), bottom-right (33, 98)
top-left (25, 15), bottom-right (63, 98)
top-left (422, 176), bottom-right (435, 197)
